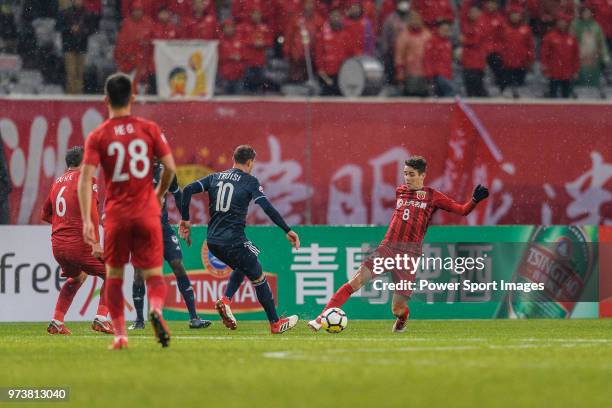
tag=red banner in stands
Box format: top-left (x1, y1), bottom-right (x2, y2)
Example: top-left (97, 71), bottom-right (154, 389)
top-left (0, 99), bottom-right (610, 226)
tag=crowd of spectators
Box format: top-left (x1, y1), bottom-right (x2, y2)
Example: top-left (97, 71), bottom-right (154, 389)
top-left (0, 0), bottom-right (611, 98)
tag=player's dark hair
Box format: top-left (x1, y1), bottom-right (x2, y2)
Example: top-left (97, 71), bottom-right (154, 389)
top-left (105, 73), bottom-right (132, 108)
top-left (405, 156), bottom-right (427, 174)
top-left (65, 146), bottom-right (84, 168)
top-left (233, 145), bottom-right (256, 164)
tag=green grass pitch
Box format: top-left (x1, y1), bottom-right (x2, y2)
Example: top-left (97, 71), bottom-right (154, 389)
top-left (1, 319), bottom-right (611, 408)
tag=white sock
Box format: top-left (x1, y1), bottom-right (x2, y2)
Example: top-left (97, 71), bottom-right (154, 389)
top-left (94, 315), bottom-right (107, 321)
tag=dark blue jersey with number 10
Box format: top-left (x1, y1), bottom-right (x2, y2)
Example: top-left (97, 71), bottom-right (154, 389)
top-left (181, 168), bottom-right (291, 244)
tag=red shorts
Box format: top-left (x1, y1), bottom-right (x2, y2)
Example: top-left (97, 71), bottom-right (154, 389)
top-left (104, 215), bottom-right (163, 269)
top-left (363, 243), bottom-right (419, 297)
top-left (52, 244), bottom-right (105, 279)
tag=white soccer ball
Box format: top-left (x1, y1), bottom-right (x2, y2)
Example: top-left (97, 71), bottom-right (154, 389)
top-left (320, 308), bottom-right (348, 333)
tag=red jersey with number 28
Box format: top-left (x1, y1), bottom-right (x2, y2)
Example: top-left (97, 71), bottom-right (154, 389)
top-left (42, 169), bottom-right (100, 246)
top-left (83, 116), bottom-right (171, 220)
top-left (382, 186), bottom-right (476, 246)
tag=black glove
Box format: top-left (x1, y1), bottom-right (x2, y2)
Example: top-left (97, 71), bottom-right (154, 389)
top-left (472, 184), bottom-right (489, 203)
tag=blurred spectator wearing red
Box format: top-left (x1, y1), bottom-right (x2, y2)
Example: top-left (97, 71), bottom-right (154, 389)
top-left (151, 7), bottom-right (179, 40)
top-left (573, 5), bottom-right (610, 90)
top-left (121, 0), bottom-right (158, 19)
top-left (114, 1), bottom-right (154, 92)
top-left (461, 5), bottom-right (488, 97)
top-left (315, 8), bottom-right (350, 95)
top-left (182, 0), bottom-right (218, 39)
top-left (500, 6), bottom-right (534, 98)
top-left (344, 1), bottom-right (375, 56)
top-left (271, 0), bottom-right (302, 39)
top-left (238, 8), bottom-right (273, 93)
top-left (412, 0), bottom-right (454, 28)
top-left (423, 20), bottom-right (455, 96)
top-left (284, 0), bottom-right (324, 82)
top-left (529, 0), bottom-right (576, 36)
top-left (394, 10), bottom-right (431, 96)
top-left (541, 13), bottom-right (579, 98)
top-left (219, 19), bottom-right (246, 94)
top-left (71, 0), bottom-right (101, 15)
top-left (378, 0), bottom-right (409, 83)
top-left (481, 0), bottom-right (506, 93)
top-left (232, 0), bottom-right (273, 24)
top-left (584, 0), bottom-right (612, 51)
top-left (121, 0), bottom-right (193, 20)
top-left (57, 0), bottom-right (97, 94)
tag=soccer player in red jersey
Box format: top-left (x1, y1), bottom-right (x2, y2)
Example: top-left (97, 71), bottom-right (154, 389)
top-left (42, 146), bottom-right (113, 335)
top-left (308, 156), bottom-right (489, 333)
top-left (78, 73), bottom-right (177, 350)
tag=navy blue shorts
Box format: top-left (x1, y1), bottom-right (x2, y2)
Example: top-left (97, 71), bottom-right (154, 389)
top-left (162, 222), bottom-right (183, 262)
top-left (207, 241), bottom-right (262, 281)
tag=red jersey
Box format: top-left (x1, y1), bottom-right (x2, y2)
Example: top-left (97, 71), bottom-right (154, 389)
top-left (219, 32), bottom-right (246, 80)
top-left (83, 116), bottom-right (171, 221)
top-left (182, 14), bottom-right (219, 40)
top-left (423, 33), bottom-right (453, 79)
top-left (238, 22), bottom-right (274, 67)
top-left (42, 169), bottom-right (100, 247)
top-left (461, 18), bottom-right (487, 70)
top-left (541, 29), bottom-right (580, 80)
top-left (501, 23), bottom-right (535, 69)
top-left (382, 186), bottom-right (476, 246)
top-left (315, 23), bottom-right (350, 76)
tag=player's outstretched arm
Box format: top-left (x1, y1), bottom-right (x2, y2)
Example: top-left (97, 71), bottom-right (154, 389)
top-left (155, 153), bottom-right (177, 206)
top-left (179, 176), bottom-right (209, 246)
top-left (78, 164), bottom-right (97, 245)
top-left (255, 197), bottom-right (300, 249)
top-left (169, 176), bottom-right (183, 210)
top-left (41, 193), bottom-right (53, 224)
top-left (435, 184), bottom-right (489, 216)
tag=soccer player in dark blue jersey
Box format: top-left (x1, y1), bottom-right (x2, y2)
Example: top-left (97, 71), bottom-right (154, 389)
top-left (129, 161), bottom-right (211, 330)
top-left (179, 145), bottom-right (300, 334)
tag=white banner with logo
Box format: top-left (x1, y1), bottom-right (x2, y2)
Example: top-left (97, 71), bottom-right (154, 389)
top-left (154, 40), bottom-right (218, 99)
top-left (0, 226), bottom-right (136, 322)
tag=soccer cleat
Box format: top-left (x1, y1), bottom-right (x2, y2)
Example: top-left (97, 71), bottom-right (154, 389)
top-left (92, 317), bottom-right (114, 334)
top-left (215, 298), bottom-right (237, 330)
top-left (271, 315), bottom-right (299, 334)
top-left (149, 309), bottom-right (171, 348)
top-left (47, 321), bottom-right (71, 335)
top-left (108, 336), bottom-right (128, 350)
top-left (392, 316), bottom-right (409, 333)
top-left (189, 318), bottom-right (212, 329)
top-left (307, 317), bottom-right (322, 332)
top-left (128, 320), bottom-right (145, 330)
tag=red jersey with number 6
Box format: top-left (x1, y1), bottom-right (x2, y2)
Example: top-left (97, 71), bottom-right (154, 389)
top-left (42, 169), bottom-right (100, 247)
top-left (382, 186), bottom-right (476, 246)
top-left (83, 116), bottom-right (171, 220)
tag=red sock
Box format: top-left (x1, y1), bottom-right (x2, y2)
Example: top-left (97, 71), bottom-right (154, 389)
top-left (107, 278), bottom-right (126, 336)
top-left (321, 283), bottom-right (354, 316)
top-left (146, 275), bottom-right (167, 312)
top-left (53, 278), bottom-right (83, 322)
top-left (95, 278), bottom-right (109, 317)
top-left (396, 306), bottom-right (410, 321)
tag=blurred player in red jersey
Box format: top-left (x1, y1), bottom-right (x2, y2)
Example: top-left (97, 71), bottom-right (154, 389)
top-left (78, 73), bottom-right (177, 350)
top-left (42, 146), bottom-right (113, 335)
top-left (308, 156), bottom-right (489, 333)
